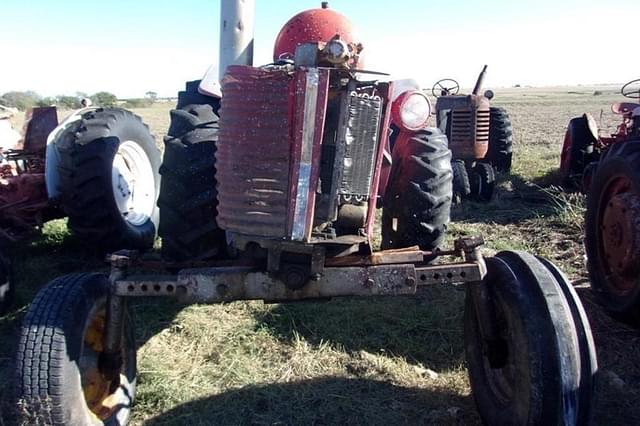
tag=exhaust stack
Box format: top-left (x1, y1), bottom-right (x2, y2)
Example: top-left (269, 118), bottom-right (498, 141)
top-left (472, 65), bottom-right (488, 95)
top-left (219, 0), bottom-right (255, 80)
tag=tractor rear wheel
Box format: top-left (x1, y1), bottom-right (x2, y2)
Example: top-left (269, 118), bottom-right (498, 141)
top-left (464, 251), bottom-right (591, 425)
top-left (586, 139), bottom-right (640, 325)
top-left (487, 107), bottom-right (513, 172)
top-left (57, 108), bottom-right (161, 251)
top-left (469, 162), bottom-right (495, 202)
top-left (16, 273), bottom-right (136, 425)
top-left (381, 128), bottom-right (452, 251)
top-left (451, 159), bottom-right (471, 203)
top-left (158, 81), bottom-right (226, 261)
top-left (560, 115), bottom-right (599, 188)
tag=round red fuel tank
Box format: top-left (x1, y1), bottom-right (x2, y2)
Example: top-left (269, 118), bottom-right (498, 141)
top-left (273, 6), bottom-right (361, 64)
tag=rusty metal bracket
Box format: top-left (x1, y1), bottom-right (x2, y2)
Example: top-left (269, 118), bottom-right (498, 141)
top-left (115, 264), bottom-right (418, 302)
top-left (114, 260), bottom-right (484, 304)
top-left (183, 264), bottom-right (414, 303)
top-left (100, 250), bottom-right (138, 384)
top-left (415, 262), bottom-right (483, 286)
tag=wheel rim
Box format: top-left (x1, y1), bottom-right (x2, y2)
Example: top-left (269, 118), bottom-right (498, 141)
top-left (599, 175), bottom-right (640, 295)
top-left (80, 303), bottom-right (131, 421)
top-left (112, 140), bottom-right (155, 226)
top-left (479, 300), bottom-right (516, 405)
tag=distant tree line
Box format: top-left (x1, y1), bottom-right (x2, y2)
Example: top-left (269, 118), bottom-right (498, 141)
top-left (0, 90), bottom-right (158, 110)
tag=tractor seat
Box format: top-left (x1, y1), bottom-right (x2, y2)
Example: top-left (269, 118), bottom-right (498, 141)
top-left (611, 102), bottom-right (640, 115)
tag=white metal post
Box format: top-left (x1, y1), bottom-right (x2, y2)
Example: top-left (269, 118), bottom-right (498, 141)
top-left (219, 0), bottom-right (255, 80)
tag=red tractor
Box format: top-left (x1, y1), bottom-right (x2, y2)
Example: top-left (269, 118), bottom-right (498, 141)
top-left (15, 3), bottom-right (595, 425)
top-left (564, 79), bottom-right (640, 323)
top-left (433, 66), bottom-right (514, 202)
top-left (0, 104), bottom-right (161, 313)
top-left (560, 78), bottom-right (640, 189)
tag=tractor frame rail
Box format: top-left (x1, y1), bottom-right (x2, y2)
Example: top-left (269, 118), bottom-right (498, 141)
top-left (107, 237), bottom-right (486, 304)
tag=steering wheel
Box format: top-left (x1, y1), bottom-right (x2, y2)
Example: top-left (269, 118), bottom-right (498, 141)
top-left (432, 79), bottom-right (460, 98)
top-left (621, 78), bottom-right (640, 99)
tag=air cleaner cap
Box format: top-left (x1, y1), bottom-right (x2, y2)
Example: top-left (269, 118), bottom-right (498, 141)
top-left (273, 5), bottom-right (363, 67)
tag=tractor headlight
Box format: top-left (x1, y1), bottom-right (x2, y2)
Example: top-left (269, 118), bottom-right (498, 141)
top-left (324, 39), bottom-right (350, 64)
top-left (392, 90), bottom-right (431, 131)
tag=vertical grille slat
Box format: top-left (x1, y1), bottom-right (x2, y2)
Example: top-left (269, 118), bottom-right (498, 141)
top-left (338, 94), bottom-right (382, 197)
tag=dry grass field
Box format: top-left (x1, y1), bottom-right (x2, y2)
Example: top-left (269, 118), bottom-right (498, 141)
top-left (1, 86), bottom-right (640, 425)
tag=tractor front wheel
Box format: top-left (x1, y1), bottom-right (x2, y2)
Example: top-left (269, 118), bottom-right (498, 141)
top-left (381, 128), bottom-right (452, 251)
top-left (469, 162), bottom-right (495, 202)
top-left (586, 139), bottom-right (640, 325)
top-left (537, 256), bottom-right (597, 424)
top-left (16, 273), bottom-right (136, 425)
top-left (464, 251), bottom-right (594, 425)
top-left (451, 159), bottom-right (471, 204)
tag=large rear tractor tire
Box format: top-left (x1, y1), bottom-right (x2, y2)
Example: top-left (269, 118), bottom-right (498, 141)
top-left (585, 140), bottom-right (640, 325)
top-left (57, 108), bottom-right (161, 251)
top-left (487, 107), bottom-right (514, 173)
top-left (158, 81), bottom-right (226, 261)
top-left (560, 115), bottom-right (599, 189)
top-left (16, 273), bottom-right (136, 425)
top-left (381, 128), bottom-right (452, 251)
top-left (465, 251), bottom-right (594, 425)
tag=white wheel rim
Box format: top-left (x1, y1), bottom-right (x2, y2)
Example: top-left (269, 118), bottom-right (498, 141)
top-left (112, 140), bottom-right (155, 226)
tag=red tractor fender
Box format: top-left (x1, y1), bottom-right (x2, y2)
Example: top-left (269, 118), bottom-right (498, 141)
top-left (378, 128), bottom-right (416, 200)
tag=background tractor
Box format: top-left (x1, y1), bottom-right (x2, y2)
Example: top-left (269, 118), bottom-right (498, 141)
top-left (15, 3), bottom-right (595, 425)
top-left (433, 66), bottom-right (513, 202)
top-left (0, 104), bottom-right (161, 313)
top-left (560, 78), bottom-right (640, 190)
top-left (566, 78), bottom-right (640, 324)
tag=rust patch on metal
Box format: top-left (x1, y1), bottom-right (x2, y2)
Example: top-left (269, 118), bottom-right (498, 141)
top-left (602, 192), bottom-right (640, 281)
top-left (325, 246), bottom-right (423, 266)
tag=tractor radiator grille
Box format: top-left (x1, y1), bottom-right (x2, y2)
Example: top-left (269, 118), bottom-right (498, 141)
top-left (477, 109), bottom-right (490, 145)
top-left (449, 108), bottom-right (490, 159)
top-left (339, 94), bottom-right (382, 198)
top-left (216, 66), bottom-right (292, 238)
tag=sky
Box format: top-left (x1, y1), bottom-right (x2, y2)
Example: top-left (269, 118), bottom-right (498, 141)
top-left (1, 0), bottom-right (639, 98)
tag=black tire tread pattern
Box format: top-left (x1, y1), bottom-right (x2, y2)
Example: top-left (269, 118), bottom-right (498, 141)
top-left (470, 162), bottom-right (496, 202)
top-left (487, 107), bottom-right (513, 172)
top-left (56, 108), bottom-right (160, 251)
top-left (158, 81), bottom-right (226, 261)
top-left (15, 273), bottom-right (134, 425)
top-left (451, 159), bottom-right (471, 203)
top-left (382, 128), bottom-right (452, 251)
